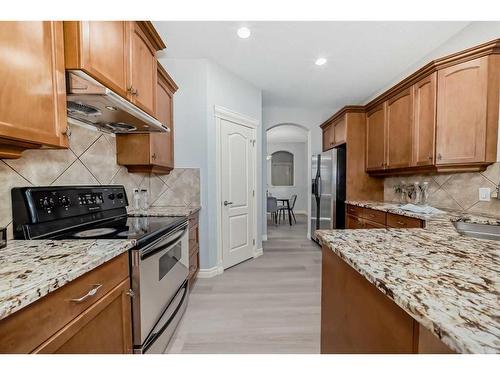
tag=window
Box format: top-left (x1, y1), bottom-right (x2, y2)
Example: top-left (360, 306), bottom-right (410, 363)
top-left (271, 151), bottom-right (294, 186)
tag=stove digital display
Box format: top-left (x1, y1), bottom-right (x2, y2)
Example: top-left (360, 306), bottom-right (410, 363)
top-left (78, 193), bottom-right (104, 206)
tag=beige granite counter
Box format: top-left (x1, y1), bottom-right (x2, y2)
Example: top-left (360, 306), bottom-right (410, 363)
top-left (0, 239), bottom-right (136, 321)
top-left (128, 206), bottom-right (201, 217)
top-left (316, 201), bottom-right (500, 354)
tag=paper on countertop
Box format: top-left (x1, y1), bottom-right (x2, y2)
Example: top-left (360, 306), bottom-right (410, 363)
top-left (399, 204), bottom-right (444, 215)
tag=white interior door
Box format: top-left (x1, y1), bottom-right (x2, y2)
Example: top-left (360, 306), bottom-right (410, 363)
top-left (220, 118), bottom-right (255, 269)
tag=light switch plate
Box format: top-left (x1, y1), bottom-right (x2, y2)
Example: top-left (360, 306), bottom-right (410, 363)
top-left (479, 187), bottom-right (491, 201)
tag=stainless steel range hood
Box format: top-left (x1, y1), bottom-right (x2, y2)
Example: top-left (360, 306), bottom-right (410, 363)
top-left (66, 70), bottom-right (169, 134)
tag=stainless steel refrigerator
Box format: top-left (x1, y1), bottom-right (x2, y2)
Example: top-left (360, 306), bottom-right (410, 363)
top-left (311, 144), bottom-right (346, 243)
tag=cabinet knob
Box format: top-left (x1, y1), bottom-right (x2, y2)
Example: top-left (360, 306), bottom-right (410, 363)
top-left (152, 153), bottom-right (157, 160)
top-left (428, 155), bottom-right (433, 160)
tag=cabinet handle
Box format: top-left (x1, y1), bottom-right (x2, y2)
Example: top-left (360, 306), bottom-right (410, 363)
top-left (437, 153), bottom-right (442, 161)
top-left (69, 284), bottom-right (102, 303)
top-left (428, 155), bottom-right (433, 160)
top-left (152, 153), bottom-right (157, 160)
top-left (126, 289), bottom-right (135, 298)
top-left (127, 86), bottom-right (138, 96)
top-left (396, 221), bottom-right (407, 226)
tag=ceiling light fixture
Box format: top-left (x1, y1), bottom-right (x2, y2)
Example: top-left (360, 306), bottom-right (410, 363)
top-left (315, 57), bottom-right (327, 66)
top-left (237, 27), bottom-right (251, 39)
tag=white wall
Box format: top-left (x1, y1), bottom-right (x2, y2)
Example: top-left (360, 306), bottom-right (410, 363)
top-left (159, 58), bottom-right (262, 270)
top-left (267, 142), bottom-right (308, 213)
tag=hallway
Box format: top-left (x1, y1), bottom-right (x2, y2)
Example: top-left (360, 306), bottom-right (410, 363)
top-left (166, 214), bottom-right (321, 353)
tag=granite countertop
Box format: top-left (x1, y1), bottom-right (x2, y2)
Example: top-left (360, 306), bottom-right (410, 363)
top-left (128, 206), bottom-right (201, 217)
top-left (0, 239), bottom-right (136, 321)
top-left (316, 201), bottom-right (500, 354)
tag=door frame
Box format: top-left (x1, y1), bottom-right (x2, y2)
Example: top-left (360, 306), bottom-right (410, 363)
top-left (215, 105), bottom-right (259, 273)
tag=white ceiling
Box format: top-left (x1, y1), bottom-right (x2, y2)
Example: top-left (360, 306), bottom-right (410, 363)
top-left (266, 124), bottom-right (308, 143)
top-left (153, 21), bottom-right (469, 109)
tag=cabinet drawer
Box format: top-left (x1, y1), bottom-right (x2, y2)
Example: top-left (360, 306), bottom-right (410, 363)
top-left (361, 208), bottom-right (386, 225)
top-left (346, 215), bottom-right (364, 229)
top-left (363, 219), bottom-right (386, 229)
top-left (387, 213), bottom-right (423, 229)
top-left (346, 204), bottom-right (363, 217)
top-left (0, 253), bottom-right (129, 353)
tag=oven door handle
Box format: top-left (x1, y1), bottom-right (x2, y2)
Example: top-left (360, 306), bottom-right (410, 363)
top-left (142, 281), bottom-right (189, 352)
top-left (140, 223), bottom-right (188, 260)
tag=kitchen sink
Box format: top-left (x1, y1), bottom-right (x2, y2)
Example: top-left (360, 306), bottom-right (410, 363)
top-left (452, 221), bottom-right (500, 241)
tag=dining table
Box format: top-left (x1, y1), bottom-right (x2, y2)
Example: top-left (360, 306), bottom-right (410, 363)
top-left (277, 198), bottom-right (293, 226)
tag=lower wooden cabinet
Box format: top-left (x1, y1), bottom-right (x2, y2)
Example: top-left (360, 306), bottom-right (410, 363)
top-left (0, 253), bottom-right (132, 354)
top-left (0, 21), bottom-right (68, 159)
top-left (33, 279), bottom-right (132, 354)
top-left (345, 205), bottom-right (424, 230)
top-left (321, 246), bottom-right (454, 353)
top-left (188, 212), bottom-right (200, 289)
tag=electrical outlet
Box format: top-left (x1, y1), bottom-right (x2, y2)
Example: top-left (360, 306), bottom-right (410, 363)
top-left (479, 187), bottom-right (491, 201)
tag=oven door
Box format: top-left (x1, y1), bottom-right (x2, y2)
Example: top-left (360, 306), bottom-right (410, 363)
top-left (131, 220), bottom-right (189, 348)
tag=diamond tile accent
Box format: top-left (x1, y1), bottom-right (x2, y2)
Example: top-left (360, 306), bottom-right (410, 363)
top-left (0, 161), bottom-right (31, 228)
top-left (441, 172), bottom-right (495, 210)
top-left (68, 123), bottom-right (100, 157)
top-left (79, 135), bottom-right (120, 184)
top-left (52, 160), bottom-right (99, 185)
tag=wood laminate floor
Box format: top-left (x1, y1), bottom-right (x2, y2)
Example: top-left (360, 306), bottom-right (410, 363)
top-left (166, 214), bottom-right (321, 353)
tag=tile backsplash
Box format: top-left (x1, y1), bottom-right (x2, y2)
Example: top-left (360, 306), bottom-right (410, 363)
top-left (384, 162), bottom-right (500, 217)
top-left (0, 123), bottom-right (200, 239)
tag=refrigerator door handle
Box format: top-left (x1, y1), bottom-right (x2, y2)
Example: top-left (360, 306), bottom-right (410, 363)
top-left (317, 176), bottom-right (322, 197)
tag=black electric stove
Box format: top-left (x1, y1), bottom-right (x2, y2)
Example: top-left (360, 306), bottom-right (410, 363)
top-left (11, 185), bottom-right (186, 247)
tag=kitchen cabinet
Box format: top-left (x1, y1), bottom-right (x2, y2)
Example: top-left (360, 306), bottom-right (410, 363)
top-left (436, 56), bottom-right (495, 165)
top-left (0, 21), bottom-right (68, 159)
top-left (63, 21), bottom-right (165, 117)
top-left (116, 62), bottom-right (178, 174)
top-left (321, 247), bottom-right (454, 353)
top-left (386, 88), bottom-right (412, 169)
top-left (345, 205), bottom-right (423, 230)
top-left (365, 104), bottom-right (386, 171)
top-left (321, 116), bottom-right (347, 152)
top-left (0, 253), bottom-right (132, 354)
top-left (412, 72), bottom-right (437, 167)
top-left (63, 21), bottom-right (130, 98)
top-left (188, 212), bottom-right (200, 289)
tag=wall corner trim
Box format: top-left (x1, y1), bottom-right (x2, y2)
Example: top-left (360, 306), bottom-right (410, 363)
top-left (253, 247), bottom-right (263, 258)
top-left (197, 265), bottom-right (224, 278)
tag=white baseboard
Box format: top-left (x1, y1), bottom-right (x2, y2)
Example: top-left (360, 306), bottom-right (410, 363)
top-left (197, 265), bottom-right (224, 278)
top-left (294, 210), bottom-right (307, 215)
top-left (262, 234), bottom-right (268, 241)
top-left (307, 232), bottom-right (311, 239)
top-left (253, 247), bottom-right (263, 258)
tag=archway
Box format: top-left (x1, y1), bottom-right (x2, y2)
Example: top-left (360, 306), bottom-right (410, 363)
top-left (264, 123), bottom-right (311, 240)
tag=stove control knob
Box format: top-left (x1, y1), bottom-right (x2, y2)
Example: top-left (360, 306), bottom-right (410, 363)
top-left (116, 192), bottom-right (124, 200)
top-left (60, 196), bottom-right (71, 207)
top-left (41, 198), bottom-right (51, 209)
top-left (108, 193), bottom-right (116, 200)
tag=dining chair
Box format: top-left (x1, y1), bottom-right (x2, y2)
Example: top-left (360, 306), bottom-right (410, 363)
top-left (278, 194), bottom-right (297, 224)
top-left (267, 197), bottom-right (278, 226)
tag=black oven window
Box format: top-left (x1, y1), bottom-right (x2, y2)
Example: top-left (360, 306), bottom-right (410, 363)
top-left (159, 242), bottom-right (181, 280)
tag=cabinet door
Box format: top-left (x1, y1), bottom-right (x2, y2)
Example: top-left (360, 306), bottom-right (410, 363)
top-left (0, 22), bottom-right (67, 150)
top-left (386, 88), bottom-right (412, 169)
top-left (34, 279), bottom-right (132, 354)
top-left (150, 70), bottom-right (175, 168)
top-left (346, 215), bottom-right (364, 229)
top-left (74, 21), bottom-right (129, 98)
top-left (366, 104), bottom-right (386, 170)
top-left (334, 117), bottom-right (346, 145)
top-left (129, 22), bottom-right (156, 116)
top-left (322, 125), bottom-right (334, 151)
top-left (436, 57), bottom-right (488, 164)
top-left (412, 73), bottom-right (437, 166)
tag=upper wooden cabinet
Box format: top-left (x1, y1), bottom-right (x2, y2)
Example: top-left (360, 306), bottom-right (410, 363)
top-left (322, 116), bottom-right (347, 152)
top-left (63, 21), bottom-right (165, 117)
top-left (64, 21), bottom-right (130, 98)
top-left (386, 88), bottom-right (412, 169)
top-left (365, 104), bottom-right (386, 171)
top-left (436, 57), bottom-right (495, 165)
top-left (361, 39), bottom-right (499, 176)
top-left (412, 73), bottom-right (437, 167)
top-left (116, 62), bottom-right (178, 174)
top-left (0, 21), bottom-right (68, 158)
top-left (129, 22), bottom-right (157, 115)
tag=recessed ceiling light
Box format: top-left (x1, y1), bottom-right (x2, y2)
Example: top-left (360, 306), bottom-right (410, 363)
top-left (237, 27), bottom-right (251, 39)
top-left (105, 106), bottom-right (118, 111)
top-left (315, 57), bottom-right (327, 66)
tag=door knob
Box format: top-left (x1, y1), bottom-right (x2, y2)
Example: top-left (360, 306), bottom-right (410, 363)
top-left (223, 201), bottom-right (233, 206)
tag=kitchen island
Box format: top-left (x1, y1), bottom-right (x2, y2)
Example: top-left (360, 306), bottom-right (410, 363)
top-left (316, 201), bottom-right (500, 354)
